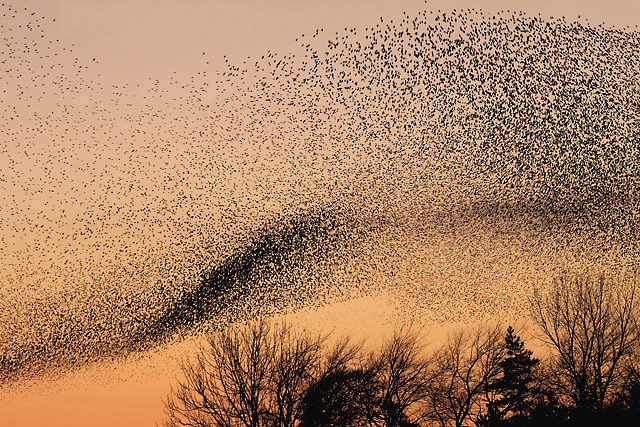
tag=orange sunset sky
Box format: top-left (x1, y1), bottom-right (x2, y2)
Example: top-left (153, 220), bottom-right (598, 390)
top-left (1, 1), bottom-right (639, 426)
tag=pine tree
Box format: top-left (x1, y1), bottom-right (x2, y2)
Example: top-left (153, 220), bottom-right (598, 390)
top-left (483, 326), bottom-right (540, 425)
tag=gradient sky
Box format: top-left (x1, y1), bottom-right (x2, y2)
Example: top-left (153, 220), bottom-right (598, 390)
top-left (17, 0), bottom-right (640, 85)
top-left (1, 1), bottom-right (639, 426)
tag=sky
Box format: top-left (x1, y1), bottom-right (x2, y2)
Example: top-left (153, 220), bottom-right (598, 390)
top-left (1, 1), bottom-right (639, 426)
top-left (17, 0), bottom-right (640, 84)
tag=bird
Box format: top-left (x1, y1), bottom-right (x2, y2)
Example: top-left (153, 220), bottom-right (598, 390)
top-left (0, 2), bottom-right (638, 382)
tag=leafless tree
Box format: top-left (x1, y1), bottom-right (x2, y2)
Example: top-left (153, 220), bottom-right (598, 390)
top-left (373, 327), bottom-right (437, 427)
top-left (162, 320), bottom-right (325, 427)
top-left (425, 324), bottom-right (506, 427)
top-left (266, 324), bottom-right (328, 427)
top-left (530, 272), bottom-right (640, 416)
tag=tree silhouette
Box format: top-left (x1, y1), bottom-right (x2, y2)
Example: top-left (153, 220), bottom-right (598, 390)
top-left (531, 273), bottom-right (640, 420)
top-left (159, 272), bottom-right (640, 427)
top-left (606, 362), bottom-right (640, 425)
top-left (300, 366), bottom-right (379, 427)
top-left (481, 326), bottom-right (541, 426)
top-left (162, 320), bottom-right (325, 427)
top-left (426, 325), bottom-right (506, 427)
top-left (374, 328), bottom-right (435, 427)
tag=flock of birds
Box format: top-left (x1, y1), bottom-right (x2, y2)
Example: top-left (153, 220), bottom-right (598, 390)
top-left (0, 2), bottom-right (639, 382)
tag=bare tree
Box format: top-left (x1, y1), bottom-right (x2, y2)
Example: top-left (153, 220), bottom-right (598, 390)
top-left (530, 272), bottom-right (640, 417)
top-left (162, 320), bottom-right (325, 427)
top-left (373, 327), bottom-right (436, 427)
top-left (266, 325), bottom-right (326, 427)
top-left (425, 325), bottom-right (506, 427)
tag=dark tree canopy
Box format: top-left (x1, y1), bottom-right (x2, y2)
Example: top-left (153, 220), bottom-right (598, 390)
top-left (300, 367), bottom-right (379, 427)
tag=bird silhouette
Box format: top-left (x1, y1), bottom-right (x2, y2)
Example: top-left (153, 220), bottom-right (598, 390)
top-left (0, 3), bottom-right (638, 382)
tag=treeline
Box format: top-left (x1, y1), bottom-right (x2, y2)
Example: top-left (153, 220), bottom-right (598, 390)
top-left (161, 273), bottom-right (640, 427)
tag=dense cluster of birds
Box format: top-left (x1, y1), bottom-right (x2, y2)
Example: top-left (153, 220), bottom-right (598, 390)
top-left (0, 2), bottom-right (639, 382)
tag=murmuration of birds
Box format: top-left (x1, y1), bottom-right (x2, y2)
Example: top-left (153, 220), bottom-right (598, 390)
top-left (0, 3), bottom-right (639, 382)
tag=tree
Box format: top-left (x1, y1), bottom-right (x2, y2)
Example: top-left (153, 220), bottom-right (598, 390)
top-left (300, 366), bottom-right (380, 427)
top-left (374, 328), bottom-right (435, 427)
top-left (299, 336), bottom-right (378, 427)
top-left (605, 361), bottom-right (640, 425)
top-left (162, 320), bottom-right (325, 427)
top-left (531, 272), bottom-right (640, 419)
top-left (481, 326), bottom-right (541, 426)
top-left (426, 325), bottom-right (506, 427)
top-left (299, 328), bottom-right (435, 427)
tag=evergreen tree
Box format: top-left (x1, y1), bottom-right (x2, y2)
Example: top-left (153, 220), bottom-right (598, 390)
top-left (483, 326), bottom-right (540, 425)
